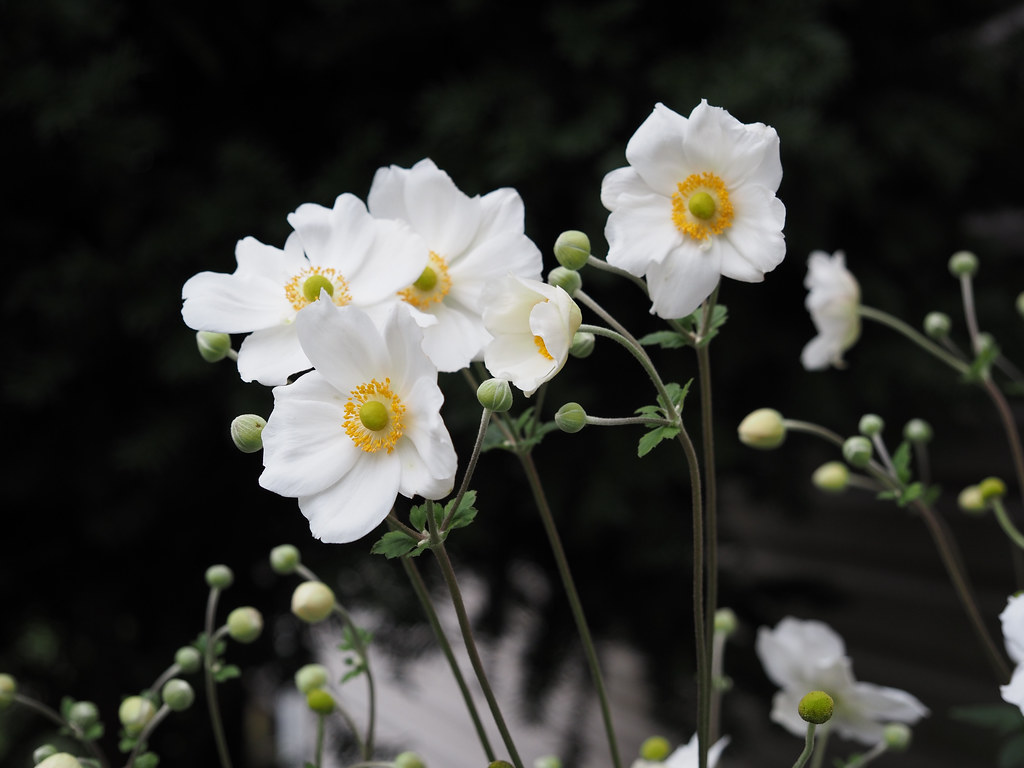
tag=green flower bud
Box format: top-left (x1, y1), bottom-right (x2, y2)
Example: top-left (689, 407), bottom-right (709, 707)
top-left (477, 378), bottom-right (514, 413)
top-left (196, 331), bottom-right (232, 363)
top-left (812, 461), bottom-right (850, 493)
top-left (161, 678), bottom-right (195, 712)
top-left (979, 476), bottom-right (1007, 501)
top-left (1016, 291), bottom-right (1024, 320)
top-left (857, 413), bottom-right (884, 437)
top-left (35, 753), bottom-right (84, 768)
top-left (554, 402), bottom-right (587, 433)
top-left (882, 722), bottom-right (912, 751)
top-left (306, 688), bottom-right (336, 715)
top-left (798, 690), bottom-right (834, 725)
top-left (68, 700), bottom-right (100, 729)
top-left (639, 735), bottom-right (671, 761)
top-left (737, 408), bottom-right (786, 450)
top-left (903, 418), bottom-right (933, 444)
top-left (958, 485), bottom-right (986, 514)
top-left (547, 266), bottom-right (582, 296)
top-left (977, 332), bottom-right (997, 355)
top-left (118, 695), bottom-right (156, 737)
top-left (553, 230), bottom-right (591, 271)
top-left (569, 331), bottom-right (595, 359)
top-left (291, 581), bottom-right (336, 624)
top-left (714, 607), bottom-right (738, 636)
top-left (842, 436), bottom-right (873, 468)
top-left (294, 663), bottom-right (330, 694)
top-left (33, 745), bottom-right (59, 764)
top-left (205, 564), bottom-right (234, 590)
top-left (0, 673), bottom-right (16, 708)
top-left (230, 414), bottom-right (267, 453)
top-left (226, 606), bottom-right (264, 643)
top-left (395, 751), bottom-right (428, 768)
top-left (489, 762), bottom-right (515, 768)
top-left (532, 757), bottom-right (561, 768)
top-left (923, 311), bottom-right (952, 339)
top-left (948, 250), bottom-right (978, 277)
top-left (270, 544), bottom-right (301, 574)
top-left (174, 646), bottom-right (202, 674)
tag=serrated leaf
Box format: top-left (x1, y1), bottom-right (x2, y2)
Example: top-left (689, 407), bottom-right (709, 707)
top-left (481, 421), bottom-right (515, 453)
top-left (409, 502), bottom-right (429, 531)
top-left (338, 625), bottom-right (373, 653)
top-left (638, 330), bottom-right (689, 349)
top-left (445, 490), bottom-right (478, 530)
top-left (891, 440), bottom-right (913, 484)
top-left (696, 304), bottom-right (729, 347)
top-left (340, 662), bottom-right (367, 684)
top-left (370, 531), bottom-right (420, 559)
top-left (638, 425), bottom-right (681, 458)
top-left (898, 482), bottom-right (925, 507)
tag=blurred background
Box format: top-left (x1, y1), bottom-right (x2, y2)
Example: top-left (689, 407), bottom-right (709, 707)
top-left (3, 0), bottom-right (1024, 766)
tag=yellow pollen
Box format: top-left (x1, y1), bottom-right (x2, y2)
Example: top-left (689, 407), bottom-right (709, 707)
top-left (343, 378), bottom-right (405, 454)
top-left (285, 267), bottom-right (352, 310)
top-left (399, 251), bottom-right (452, 309)
top-left (534, 335), bottom-right (554, 361)
top-left (670, 172), bottom-right (734, 242)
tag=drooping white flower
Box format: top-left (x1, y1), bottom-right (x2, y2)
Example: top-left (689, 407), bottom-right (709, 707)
top-left (481, 275), bottom-right (582, 396)
top-left (601, 100), bottom-right (786, 319)
top-left (368, 158), bottom-right (543, 372)
top-left (999, 593), bottom-right (1024, 712)
top-left (259, 299), bottom-right (457, 544)
top-left (630, 734), bottom-right (730, 768)
top-left (801, 250), bottom-right (861, 371)
top-left (756, 617), bottom-right (927, 745)
top-left (181, 193), bottom-right (428, 385)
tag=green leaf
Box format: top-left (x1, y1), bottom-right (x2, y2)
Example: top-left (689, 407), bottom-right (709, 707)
top-left (965, 341), bottom-right (1001, 382)
top-left (409, 501), bottom-right (429, 531)
top-left (83, 723), bottom-right (105, 741)
top-left (445, 490), bottom-right (478, 530)
top-left (695, 304), bottom-right (729, 347)
top-left (214, 665), bottom-right (240, 683)
top-left (135, 752), bottom-right (160, 768)
top-left (638, 425), bottom-right (681, 458)
top-left (898, 482), bottom-right (924, 507)
top-left (338, 625), bottom-right (374, 653)
top-left (891, 440), bottom-right (913, 484)
top-left (481, 420), bottom-right (514, 453)
top-left (876, 490), bottom-right (897, 502)
top-left (924, 484), bottom-right (942, 505)
top-left (370, 530), bottom-right (421, 559)
top-left (638, 330), bottom-right (689, 349)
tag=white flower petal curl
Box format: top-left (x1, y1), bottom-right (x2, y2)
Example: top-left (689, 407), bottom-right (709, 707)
top-left (801, 250), bottom-right (861, 371)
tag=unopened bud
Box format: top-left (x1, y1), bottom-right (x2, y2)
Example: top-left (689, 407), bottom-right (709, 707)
top-left (395, 752), bottom-right (428, 768)
top-left (196, 331), bottom-right (232, 363)
top-left (533, 757), bottom-right (561, 768)
top-left (118, 695), bottom-right (156, 737)
top-left (738, 408), bottom-right (786, 450)
top-left (67, 700), bottom-right (100, 729)
top-left (858, 414), bottom-right (884, 437)
top-left (0, 673), bottom-right (16, 708)
top-left (842, 436), bottom-right (873, 468)
top-left (553, 230), bottom-right (591, 271)
top-left (958, 485), bottom-right (986, 514)
top-left (923, 312), bottom-right (951, 339)
top-left (489, 762), bottom-right (515, 768)
top-left (903, 418), bottom-right (933, 444)
top-left (226, 606), bottom-right (264, 643)
top-left (477, 378), bottom-right (514, 413)
top-left (882, 722), bottom-right (912, 751)
top-left (714, 607), bottom-right (738, 636)
top-left (306, 688), bottom-right (336, 715)
top-left (205, 564), bottom-right (234, 590)
top-left (798, 690), bottom-right (834, 725)
top-left (639, 735), bottom-right (671, 761)
top-left (291, 581), bottom-right (336, 623)
top-left (569, 331), bottom-right (595, 359)
top-left (554, 402), bottom-right (587, 433)
top-left (295, 664), bottom-right (330, 694)
top-left (35, 754), bottom-right (84, 768)
top-left (161, 679), bottom-right (195, 711)
top-left (174, 646), bottom-right (202, 674)
top-left (979, 476), bottom-right (1007, 501)
top-left (33, 745), bottom-right (59, 764)
top-left (812, 461), bottom-right (849, 493)
top-left (230, 414), bottom-right (267, 453)
top-left (270, 544), bottom-right (301, 575)
top-left (948, 250), bottom-right (978, 277)
top-left (547, 266), bottom-right (581, 296)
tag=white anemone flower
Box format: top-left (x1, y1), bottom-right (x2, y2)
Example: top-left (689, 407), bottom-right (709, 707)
top-left (181, 193), bottom-right (428, 385)
top-left (801, 250), bottom-right (861, 370)
top-left (756, 617), bottom-right (928, 745)
top-left (630, 734), bottom-right (730, 768)
top-left (601, 100), bottom-right (786, 319)
top-left (481, 275), bottom-right (582, 396)
top-left (368, 158), bottom-right (543, 372)
top-left (259, 299), bottom-right (457, 544)
top-left (999, 593), bottom-right (1024, 713)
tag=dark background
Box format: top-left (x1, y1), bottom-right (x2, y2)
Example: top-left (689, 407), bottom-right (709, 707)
top-left (4, 0), bottom-right (1024, 766)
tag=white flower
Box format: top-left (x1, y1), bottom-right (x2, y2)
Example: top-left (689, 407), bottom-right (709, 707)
top-left (481, 275), bottom-right (582, 396)
top-left (181, 193), bottom-right (428, 385)
top-left (756, 617), bottom-right (928, 745)
top-left (1000, 593), bottom-right (1024, 712)
top-left (601, 100), bottom-right (786, 319)
top-left (630, 734), bottom-right (729, 768)
top-left (801, 250), bottom-right (861, 370)
top-left (368, 158), bottom-right (543, 372)
top-left (258, 299), bottom-right (457, 544)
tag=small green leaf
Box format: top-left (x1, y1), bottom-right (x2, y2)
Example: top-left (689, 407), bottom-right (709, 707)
top-left (135, 753), bottom-right (160, 768)
top-left (445, 490), bottom-right (478, 530)
top-left (638, 426), bottom-right (681, 458)
top-left (898, 482), bottom-right (924, 507)
top-left (83, 723), bottom-right (105, 741)
top-left (338, 625), bottom-right (373, 653)
top-left (891, 441), bottom-right (913, 484)
top-left (214, 665), bottom-right (241, 683)
top-left (638, 330), bottom-right (689, 349)
top-left (409, 502), bottom-right (429, 531)
top-left (370, 531), bottom-right (421, 559)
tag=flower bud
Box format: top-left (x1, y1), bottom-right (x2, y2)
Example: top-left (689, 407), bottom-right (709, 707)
top-left (205, 564), bottom-right (234, 590)
top-left (554, 402), bottom-right (587, 433)
top-left (196, 331), bottom-right (232, 363)
top-left (979, 476), bottom-right (1007, 501)
top-left (639, 736), bottom-right (671, 761)
top-left (857, 413), bottom-right (884, 437)
top-left (161, 679), bottom-right (195, 712)
top-left (0, 673), bottom-right (16, 708)
top-left (33, 745), bottom-right (58, 764)
top-left (295, 663), bottom-right (330, 693)
top-left (230, 414), bottom-right (267, 453)
top-left (68, 700), bottom-right (100, 729)
top-left (270, 544), bottom-right (301, 574)
top-left (714, 607), bottom-right (738, 637)
top-left (903, 418), bottom-right (933, 444)
top-left (174, 646), bottom-right (202, 674)
top-left (569, 331), bottom-right (595, 359)
top-left (118, 695), bottom-right (157, 737)
top-left (36, 754), bottom-right (84, 768)
top-left (553, 230), bottom-right (591, 270)
top-left (477, 378), bottom-right (514, 413)
top-left (948, 250), bottom-right (978, 277)
top-left (547, 266), bottom-right (582, 296)
top-left (291, 581), bottom-right (336, 624)
top-left (923, 312), bottom-right (951, 339)
top-left (812, 461), bottom-right (849, 493)
top-left (842, 436), bottom-right (873, 468)
top-left (533, 757), bottom-right (561, 768)
top-left (395, 752), bottom-right (428, 768)
top-left (977, 332), bottom-right (997, 356)
top-left (306, 688), bottom-right (336, 715)
top-left (882, 722), bottom-right (912, 751)
top-left (737, 408), bottom-right (786, 450)
top-left (488, 763), bottom-right (515, 768)
top-left (226, 606), bottom-right (264, 643)
top-left (798, 690), bottom-right (834, 725)
top-left (958, 485), bottom-right (986, 514)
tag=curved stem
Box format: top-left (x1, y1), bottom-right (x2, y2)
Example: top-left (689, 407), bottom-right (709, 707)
top-left (442, 407), bottom-right (491, 531)
top-left (12, 694), bottom-right (110, 768)
top-left (584, 255), bottom-right (650, 295)
top-left (124, 704), bottom-right (171, 768)
top-left (993, 498), bottom-right (1024, 552)
top-left (857, 305), bottom-right (969, 374)
top-left (983, 376), bottom-right (1024, 509)
top-left (584, 414), bottom-right (676, 428)
top-left (203, 587), bottom-right (233, 768)
top-left (791, 723), bottom-right (818, 768)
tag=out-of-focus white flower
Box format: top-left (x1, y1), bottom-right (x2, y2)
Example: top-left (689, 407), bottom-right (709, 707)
top-left (800, 250), bottom-right (861, 371)
top-left (630, 734), bottom-right (729, 768)
top-left (259, 299), bottom-right (457, 543)
top-left (368, 158), bottom-right (543, 372)
top-left (181, 193), bottom-right (428, 385)
top-left (756, 617), bottom-right (927, 744)
top-left (601, 100), bottom-right (786, 319)
top-left (481, 275), bottom-right (582, 396)
top-left (1000, 594), bottom-right (1024, 712)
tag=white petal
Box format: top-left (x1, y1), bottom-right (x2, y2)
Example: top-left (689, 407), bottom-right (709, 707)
top-left (846, 681), bottom-right (929, 723)
top-left (1002, 594), bottom-right (1024, 664)
top-left (394, 421), bottom-right (457, 500)
top-left (686, 100), bottom-right (782, 190)
top-left (484, 333), bottom-right (555, 396)
top-left (768, 689), bottom-right (810, 737)
top-left (664, 734), bottom-right (730, 768)
top-left (756, 618), bottom-right (848, 691)
top-left (450, 230), bottom-right (543, 307)
top-left (420, 300), bottom-right (493, 372)
top-left (474, 186), bottom-right (527, 242)
top-left (601, 166), bottom-right (655, 211)
top-left (718, 185), bottom-right (787, 280)
top-left (643, 245), bottom-right (722, 319)
top-left (236, 324), bottom-right (311, 385)
top-left (1002, 664), bottom-right (1024, 713)
top-left (298, 454), bottom-right (402, 543)
top-left (622, 103), bottom-right (692, 196)
top-left (800, 334), bottom-right (836, 371)
top-left (604, 193), bottom-right (682, 275)
top-left (294, 300), bottom-right (389, 391)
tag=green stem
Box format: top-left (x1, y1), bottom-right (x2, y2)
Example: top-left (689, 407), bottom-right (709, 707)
top-left (983, 376), bottom-right (1024, 509)
top-left (993, 498), bottom-right (1024, 552)
top-left (11, 694), bottom-right (110, 768)
top-left (791, 723), bottom-right (818, 768)
top-left (442, 407), bottom-right (491, 531)
top-left (313, 713), bottom-right (326, 768)
top-left (857, 305), bottom-right (969, 374)
top-left (584, 414), bottom-right (676, 428)
top-left (808, 724), bottom-right (829, 768)
top-left (203, 587), bottom-right (234, 768)
top-left (584, 255), bottom-right (651, 295)
top-left (125, 704), bottom-right (171, 768)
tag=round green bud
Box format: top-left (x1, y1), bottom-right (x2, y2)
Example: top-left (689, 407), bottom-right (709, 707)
top-left (395, 751), bottom-right (428, 768)
top-left (295, 663), bottom-right (330, 694)
top-left (554, 402), bottom-right (587, 434)
top-left (306, 688), bottom-right (336, 715)
top-left (226, 606), bottom-right (264, 643)
top-left (118, 695), bottom-right (157, 737)
top-left (857, 413), bottom-right (884, 437)
top-left (1017, 291), bottom-right (1024, 320)
top-left (976, 332), bottom-right (997, 355)
top-left (291, 581), bottom-right (336, 624)
top-left (488, 762), bottom-right (515, 768)
top-left (161, 678), bottom-right (195, 712)
top-left (68, 700), bottom-right (100, 729)
top-left (174, 646), bottom-right (202, 674)
top-left (882, 722), bottom-right (912, 751)
top-left (812, 461), bottom-right (850, 493)
top-left (204, 564), bottom-right (234, 590)
top-left (230, 414), bottom-right (267, 453)
top-left (958, 485), bottom-right (986, 514)
top-left (737, 408), bottom-right (786, 450)
top-left (35, 754), bottom-right (84, 768)
top-left (547, 266), bottom-right (582, 296)
top-left (477, 378), bottom-right (514, 413)
top-left (270, 544), bottom-right (301, 575)
top-left (713, 607), bottom-right (738, 636)
top-left (842, 436), bottom-right (873, 468)
top-left (979, 476), bottom-right (1007, 501)
top-left (948, 250), bottom-right (978, 277)
top-left (553, 230), bottom-right (591, 271)
top-left (923, 311), bottom-right (952, 339)
top-left (903, 418), bottom-right (933, 444)
top-left (33, 745), bottom-right (59, 764)
top-left (196, 331), bottom-right (232, 363)
top-left (639, 735), bottom-right (671, 762)
top-left (569, 331), bottom-right (595, 359)
top-left (0, 673), bottom-right (16, 708)
top-left (798, 690), bottom-right (834, 725)
top-left (532, 757), bottom-right (561, 768)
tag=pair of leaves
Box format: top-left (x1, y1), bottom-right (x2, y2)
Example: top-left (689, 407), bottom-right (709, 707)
top-left (635, 380), bottom-right (691, 458)
top-left (639, 305), bottom-right (729, 350)
top-left (370, 491), bottom-right (479, 559)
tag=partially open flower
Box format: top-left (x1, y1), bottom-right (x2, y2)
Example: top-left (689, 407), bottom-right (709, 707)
top-left (801, 250), bottom-right (861, 370)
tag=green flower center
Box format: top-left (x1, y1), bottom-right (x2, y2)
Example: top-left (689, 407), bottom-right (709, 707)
top-left (358, 400), bottom-right (389, 431)
top-left (302, 274), bottom-right (335, 303)
top-left (687, 191), bottom-right (716, 220)
top-left (413, 266), bottom-right (438, 292)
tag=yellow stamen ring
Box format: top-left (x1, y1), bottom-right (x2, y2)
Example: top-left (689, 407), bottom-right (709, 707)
top-left (399, 251), bottom-right (452, 309)
top-left (670, 172), bottom-right (734, 242)
top-left (343, 378), bottom-right (405, 454)
top-left (285, 267), bottom-right (352, 311)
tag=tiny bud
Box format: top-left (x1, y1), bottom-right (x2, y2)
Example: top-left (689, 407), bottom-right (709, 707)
top-left (948, 250), bottom-right (978, 277)
top-left (230, 414), bottom-right (267, 453)
top-left (569, 331), bottom-right (595, 359)
top-left (547, 266), bottom-right (582, 296)
top-left (903, 418), bottom-right (933, 444)
top-left (205, 564), bottom-right (234, 590)
top-left (270, 544), bottom-right (301, 574)
top-left (161, 678), bottom-right (195, 712)
top-left (291, 581), bottom-right (336, 624)
top-left (174, 646), bottom-right (202, 674)
top-left (714, 607), bottom-right (738, 636)
top-left (294, 663), bottom-right (330, 694)
top-left (35, 754), bottom-right (84, 768)
top-left (958, 485), bottom-right (986, 514)
top-left (553, 230), bottom-right (591, 270)
top-left (395, 751), bottom-right (428, 768)
top-left (489, 762), bottom-right (515, 768)
top-left (533, 757), bottom-right (561, 768)
top-left (976, 332), bottom-right (997, 355)
top-left (923, 311), bottom-right (952, 339)
top-left (477, 378), bottom-right (514, 413)
top-left (812, 461), bottom-right (850, 493)
top-left (0, 673), bottom-right (16, 708)
top-left (67, 700), bottom-right (100, 729)
top-left (33, 745), bottom-right (59, 764)
top-left (118, 695), bottom-right (156, 737)
top-left (226, 606), bottom-right (264, 643)
top-left (306, 688), bottom-right (336, 715)
top-left (882, 722), bottom-right (912, 751)
top-left (798, 690), bottom-right (834, 725)
top-left (639, 735), bottom-right (671, 761)
top-left (737, 408), bottom-right (786, 450)
top-left (554, 402), bottom-right (587, 433)
top-left (842, 436), bottom-right (873, 468)
top-left (979, 476), bottom-right (1007, 501)
top-left (196, 331), bottom-right (232, 363)
top-left (857, 413), bottom-right (884, 437)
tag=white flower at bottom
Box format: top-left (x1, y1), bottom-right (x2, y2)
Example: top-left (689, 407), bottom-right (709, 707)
top-left (630, 734), bottom-right (729, 768)
top-left (801, 250), bottom-right (861, 371)
top-left (259, 299), bottom-right (457, 543)
top-left (756, 617), bottom-right (927, 745)
top-left (481, 275), bottom-right (582, 396)
top-left (1000, 593), bottom-right (1024, 713)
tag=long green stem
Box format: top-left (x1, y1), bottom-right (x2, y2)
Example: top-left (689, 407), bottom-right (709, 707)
top-left (808, 724), bottom-right (829, 768)
top-left (442, 407), bottom-right (491, 531)
top-left (983, 376), bottom-right (1024, 509)
top-left (11, 694), bottom-right (110, 768)
top-left (993, 498), bottom-right (1024, 552)
top-left (125, 704), bottom-right (171, 768)
top-left (791, 723), bottom-right (818, 768)
top-left (203, 587), bottom-right (233, 768)
top-left (313, 713), bottom-right (326, 768)
top-left (857, 305), bottom-right (969, 374)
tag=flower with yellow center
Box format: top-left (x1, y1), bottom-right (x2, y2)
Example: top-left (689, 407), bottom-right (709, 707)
top-left (601, 100), bottom-right (786, 319)
top-left (182, 193), bottom-right (429, 385)
top-left (801, 250), bottom-right (861, 370)
top-left (260, 300), bottom-right (456, 544)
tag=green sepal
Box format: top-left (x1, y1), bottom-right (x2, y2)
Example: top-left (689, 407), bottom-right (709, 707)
top-left (370, 530), bottom-right (422, 559)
